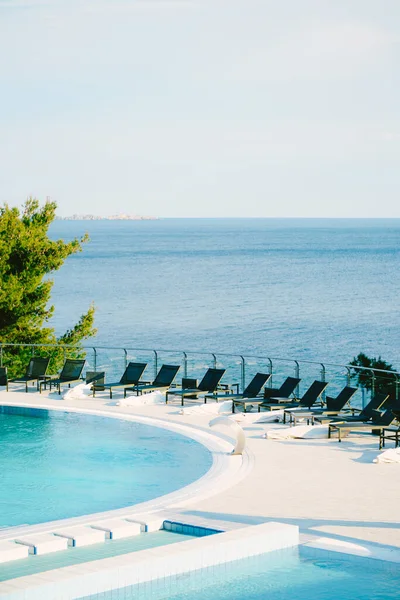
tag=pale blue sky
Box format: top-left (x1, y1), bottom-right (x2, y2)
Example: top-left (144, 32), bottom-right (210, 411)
top-left (0, 0), bottom-right (399, 217)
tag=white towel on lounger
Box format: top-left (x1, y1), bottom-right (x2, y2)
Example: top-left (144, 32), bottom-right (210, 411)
top-left (180, 400), bottom-right (233, 415)
top-left (266, 424), bottom-right (329, 440)
top-left (63, 383), bottom-right (92, 400)
top-left (116, 391), bottom-right (165, 406)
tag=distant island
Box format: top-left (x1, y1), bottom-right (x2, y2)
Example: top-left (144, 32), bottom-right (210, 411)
top-left (56, 213), bottom-right (158, 221)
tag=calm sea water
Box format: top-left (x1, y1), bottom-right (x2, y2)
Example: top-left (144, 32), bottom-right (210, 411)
top-left (48, 218), bottom-right (400, 369)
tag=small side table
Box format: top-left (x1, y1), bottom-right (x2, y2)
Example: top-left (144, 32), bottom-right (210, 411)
top-left (380, 426), bottom-right (400, 449)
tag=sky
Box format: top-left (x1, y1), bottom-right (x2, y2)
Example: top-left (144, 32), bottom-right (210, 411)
top-left (0, 0), bottom-right (399, 218)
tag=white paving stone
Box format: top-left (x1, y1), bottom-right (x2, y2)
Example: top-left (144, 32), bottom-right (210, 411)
top-left (124, 514), bottom-right (165, 533)
top-left (14, 534), bottom-right (68, 555)
top-left (53, 526), bottom-right (105, 547)
top-left (90, 518), bottom-right (141, 540)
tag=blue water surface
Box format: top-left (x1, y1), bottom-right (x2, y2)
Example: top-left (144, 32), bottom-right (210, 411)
top-left (0, 409), bottom-right (212, 527)
top-left (47, 218), bottom-right (400, 366)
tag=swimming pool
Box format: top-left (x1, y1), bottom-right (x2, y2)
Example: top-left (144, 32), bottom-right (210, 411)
top-left (0, 406), bottom-right (212, 527)
top-left (82, 545), bottom-right (400, 600)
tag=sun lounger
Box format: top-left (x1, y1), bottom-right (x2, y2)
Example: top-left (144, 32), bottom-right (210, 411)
top-left (165, 368), bottom-right (226, 406)
top-left (8, 357), bottom-right (50, 393)
top-left (93, 362), bottom-right (147, 398)
top-left (279, 381), bottom-right (329, 421)
top-left (258, 380), bottom-right (328, 415)
top-left (40, 359), bottom-right (85, 395)
top-left (203, 373), bottom-right (271, 411)
top-left (314, 392), bottom-right (390, 425)
top-left (287, 386), bottom-right (358, 426)
top-left (263, 376), bottom-right (301, 400)
top-left (124, 364), bottom-right (180, 397)
top-left (329, 408), bottom-right (397, 445)
top-left (253, 377), bottom-right (301, 412)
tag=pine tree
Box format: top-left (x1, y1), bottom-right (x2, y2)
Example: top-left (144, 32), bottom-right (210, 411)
top-left (0, 198), bottom-right (96, 377)
top-left (349, 353), bottom-right (398, 403)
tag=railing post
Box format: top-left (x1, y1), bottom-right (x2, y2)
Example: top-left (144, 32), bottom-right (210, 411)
top-left (345, 367), bottom-right (351, 386)
top-left (320, 363), bottom-right (326, 403)
top-left (211, 353), bottom-right (217, 368)
top-left (240, 356), bottom-right (245, 392)
top-left (371, 371), bottom-right (376, 397)
top-left (183, 352), bottom-right (188, 378)
top-left (93, 348), bottom-right (97, 372)
top-left (153, 350), bottom-right (158, 379)
top-left (123, 349), bottom-right (127, 370)
top-left (267, 358), bottom-right (273, 387)
top-left (294, 360), bottom-right (300, 396)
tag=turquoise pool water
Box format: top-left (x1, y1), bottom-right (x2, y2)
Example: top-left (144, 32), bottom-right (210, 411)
top-left (84, 546), bottom-right (400, 599)
top-left (0, 406), bottom-right (212, 527)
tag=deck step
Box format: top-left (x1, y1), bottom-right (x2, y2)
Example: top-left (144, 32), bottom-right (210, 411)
top-left (90, 519), bottom-right (141, 540)
top-left (53, 526), bottom-right (106, 547)
top-left (125, 513), bottom-right (165, 533)
top-left (14, 533), bottom-right (68, 555)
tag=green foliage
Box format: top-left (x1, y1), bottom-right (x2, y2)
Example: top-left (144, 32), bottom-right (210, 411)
top-left (0, 198), bottom-right (96, 378)
top-left (349, 352), bottom-right (398, 402)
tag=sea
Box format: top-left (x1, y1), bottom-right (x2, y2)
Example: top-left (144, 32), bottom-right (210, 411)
top-left (46, 218), bottom-right (400, 381)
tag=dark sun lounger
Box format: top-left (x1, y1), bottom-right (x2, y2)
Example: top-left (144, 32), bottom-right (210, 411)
top-left (40, 358), bottom-right (85, 395)
top-left (252, 377), bottom-right (301, 412)
top-left (329, 407), bottom-right (397, 444)
top-left (204, 373), bottom-right (271, 411)
top-left (286, 386), bottom-right (358, 426)
top-left (257, 380), bottom-right (327, 414)
top-left (165, 368), bottom-right (226, 406)
top-left (124, 364), bottom-right (180, 397)
top-left (9, 356), bottom-right (50, 392)
top-left (314, 392), bottom-right (390, 425)
top-left (93, 362), bottom-right (147, 398)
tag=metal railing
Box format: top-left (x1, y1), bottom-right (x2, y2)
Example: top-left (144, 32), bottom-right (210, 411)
top-left (0, 342), bottom-right (399, 406)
